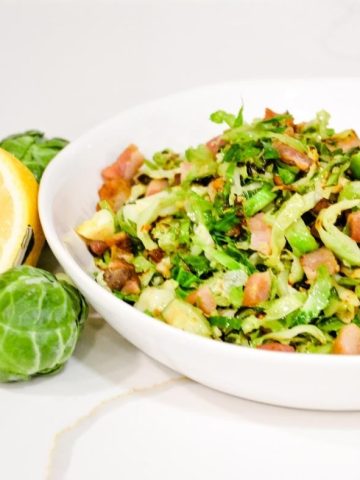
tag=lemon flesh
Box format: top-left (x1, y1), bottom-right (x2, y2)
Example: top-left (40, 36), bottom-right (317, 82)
top-left (0, 148), bottom-right (44, 273)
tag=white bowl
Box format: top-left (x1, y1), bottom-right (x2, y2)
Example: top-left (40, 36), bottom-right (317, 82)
top-left (39, 79), bottom-right (360, 410)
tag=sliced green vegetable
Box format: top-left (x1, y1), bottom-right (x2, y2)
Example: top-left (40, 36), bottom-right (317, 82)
top-left (285, 218), bottom-right (318, 256)
top-left (268, 190), bottom-right (323, 268)
top-left (162, 299), bottom-right (212, 337)
top-left (122, 188), bottom-right (184, 250)
top-left (350, 152), bottom-right (360, 179)
top-left (277, 165), bottom-right (297, 184)
top-left (316, 199), bottom-right (360, 266)
top-left (135, 280), bottom-right (177, 314)
top-left (290, 266), bottom-right (332, 325)
top-left (182, 254), bottom-right (212, 277)
top-left (256, 325), bottom-right (327, 346)
top-left (243, 183), bottom-right (276, 217)
top-left (210, 110), bottom-right (236, 127)
top-left (264, 292), bottom-right (305, 321)
top-left (209, 315), bottom-right (242, 330)
top-left (184, 145), bottom-right (217, 179)
top-left (338, 181), bottom-right (360, 201)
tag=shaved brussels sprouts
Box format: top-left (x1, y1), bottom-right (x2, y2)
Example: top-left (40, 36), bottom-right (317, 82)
top-left (0, 266), bottom-right (88, 382)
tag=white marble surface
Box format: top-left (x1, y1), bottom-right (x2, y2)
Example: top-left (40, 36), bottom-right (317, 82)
top-left (1, 0), bottom-right (360, 478)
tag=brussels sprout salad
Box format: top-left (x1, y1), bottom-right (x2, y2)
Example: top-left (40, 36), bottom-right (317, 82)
top-left (77, 107), bottom-right (360, 354)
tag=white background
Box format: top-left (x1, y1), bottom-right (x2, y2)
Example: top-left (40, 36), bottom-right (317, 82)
top-left (1, 1), bottom-right (360, 479)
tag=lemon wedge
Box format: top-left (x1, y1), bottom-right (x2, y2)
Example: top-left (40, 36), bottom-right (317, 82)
top-left (0, 148), bottom-right (44, 273)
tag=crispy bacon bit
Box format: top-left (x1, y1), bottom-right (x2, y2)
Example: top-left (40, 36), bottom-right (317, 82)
top-left (105, 232), bottom-right (132, 250)
top-left (98, 178), bottom-right (131, 211)
top-left (301, 247), bottom-right (339, 282)
top-left (257, 343), bottom-right (295, 353)
top-left (264, 108), bottom-right (294, 128)
top-left (187, 286), bottom-right (216, 315)
top-left (145, 179), bottom-right (168, 197)
top-left (312, 198), bottom-right (331, 214)
top-left (88, 240), bottom-right (108, 257)
top-left (101, 144), bottom-right (144, 181)
top-left (273, 174), bottom-right (283, 186)
top-left (173, 173), bottom-right (181, 186)
top-left (103, 259), bottom-right (140, 293)
top-left (243, 271), bottom-right (271, 307)
top-left (104, 260), bottom-right (134, 290)
top-left (147, 248), bottom-right (165, 263)
top-left (227, 224), bottom-right (242, 238)
top-left (333, 324), bottom-right (360, 354)
top-left (121, 277), bottom-right (141, 295)
top-left (109, 247), bottom-right (131, 264)
top-left (348, 211), bottom-right (360, 242)
top-left (273, 141), bottom-right (313, 171)
top-left (248, 213), bottom-right (272, 256)
top-left (186, 291), bottom-right (198, 305)
top-left (206, 135), bottom-right (226, 155)
top-left (310, 223), bottom-right (320, 239)
top-left (264, 108), bottom-right (278, 120)
top-left (328, 130), bottom-right (360, 153)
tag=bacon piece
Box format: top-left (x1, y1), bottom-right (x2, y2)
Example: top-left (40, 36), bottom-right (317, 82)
top-left (98, 177), bottom-right (131, 211)
top-left (187, 291), bottom-right (198, 305)
top-left (173, 173), bottom-right (181, 186)
top-left (301, 247), bottom-right (339, 282)
top-left (121, 277), bottom-right (141, 295)
top-left (206, 135), bottom-right (226, 155)
top-left (101, 144), bottom-right (144, 181)
top-left (88, 240), bottom-right (108, 257)
top-left (103, 260), bottom-right (135, 291)
top-left (312, 198), bottom-right (331, 214)
top-left (273, 141), bottom-right (313, 171)
top-left (227, 224), bottom-right (242, 238)
top-left (147, 248), bottom-right (165, 263)
top-left (187, 286), bottom-right (216, 315)
top-left (248, 213), bottom-right (272, 256)
top-left (145, 179), bottom-right (168, 197)
top-left (264, 108), bottom-right (278, 120)
top-left (243, 271), bottom-right (271, 307)
top-left (333, 324), bottom-right (360, 354)
top-left (257, 343), bottom-right (295, 353)
top-left (105, 232), bottom-right (132, 250)
top-left (348, 211), bottom-right (360, 242)
top-left (264, 108), bottom-right (294, 128)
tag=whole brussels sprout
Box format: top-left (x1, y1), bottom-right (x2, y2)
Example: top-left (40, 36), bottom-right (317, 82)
top-left (0, 266), bottom-right (88, 382)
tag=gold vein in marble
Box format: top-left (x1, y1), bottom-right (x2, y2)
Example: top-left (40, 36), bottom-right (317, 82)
top-left (46, 376), bottom-right (187, 479)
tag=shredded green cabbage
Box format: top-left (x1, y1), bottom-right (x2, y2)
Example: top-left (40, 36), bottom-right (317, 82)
top-left (78, 106), bottom-right (360, 354)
